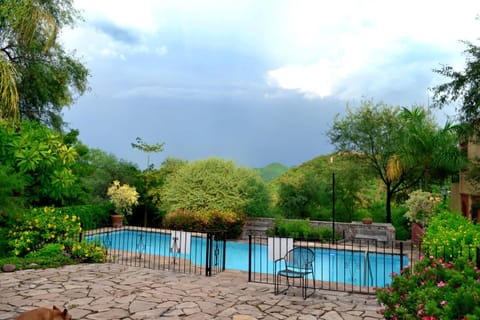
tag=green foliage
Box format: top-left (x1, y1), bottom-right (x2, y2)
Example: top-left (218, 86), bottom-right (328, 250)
top-left (25, 243), bottom-right (64, 258)
top-left (162, 208), bottom-right (246, 239)
top-left (58, 204), bottom-right (113, 230)
top-left (69, 241), bottom-right (106, 263)
top-left (377, 256), bottom-right (480, 319)
top-left (404, 190), bottom-right (441, 227)
top-left (432, 38), bottom-right (480, 124)
top-left (0, 254), bottom-right (75, 271)
top-left (7, 206), bottom-right (82, 256)
top-left (327, 101), bottom-right (461, 223)
top-left (422, 211), bottom-right (480, 261)
top-left (159, 158), bottom-right (270, 217)
top-left (270, 154), bottom-right (376, 222)
top-left (0, 0), bottom-right (88, 128)
top-left (256, 163), bottom-right (288, 182)
top-left (391, 206), bottom-right (410, 240)
top-left (0, 120), bottom-right (82, 206)
top-left (268, 218), bottom-right (339, 241)
top-left (77, 148), bottom-right (141, 205)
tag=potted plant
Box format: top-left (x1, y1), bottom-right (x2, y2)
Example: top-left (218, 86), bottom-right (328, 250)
top-left (107, 180), bottom-right (139, 227)
top-left (404, 190), bottom-right (441, 244)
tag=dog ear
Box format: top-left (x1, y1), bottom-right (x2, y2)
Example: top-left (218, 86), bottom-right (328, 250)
top-left (53, 305), bottom-right (60, 311)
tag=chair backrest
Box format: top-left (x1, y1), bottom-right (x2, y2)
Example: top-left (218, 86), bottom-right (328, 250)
top-left (284, 247), bottom-right (315, 271)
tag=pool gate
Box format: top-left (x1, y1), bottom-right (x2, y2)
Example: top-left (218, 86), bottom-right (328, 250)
top-left (84, 227), bottom-right (226, 277)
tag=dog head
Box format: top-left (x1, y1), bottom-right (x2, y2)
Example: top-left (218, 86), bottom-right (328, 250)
top-left (52, 306), bottom-right (71, 320)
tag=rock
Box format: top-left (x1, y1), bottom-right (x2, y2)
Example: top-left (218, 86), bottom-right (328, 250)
top-left (2, 264), bottom-right (16, 272)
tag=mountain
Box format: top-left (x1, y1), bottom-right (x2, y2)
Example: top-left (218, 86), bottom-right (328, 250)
top-left (256, 163), bottom-right (289, 182)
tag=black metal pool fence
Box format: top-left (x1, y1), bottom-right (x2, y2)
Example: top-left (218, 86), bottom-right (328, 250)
top-left (82, 226), bottom-right (480, 295)
top-left (246, 234), bottom-right (480, 295)
top-left (84, 226), bottom-right (226, 276)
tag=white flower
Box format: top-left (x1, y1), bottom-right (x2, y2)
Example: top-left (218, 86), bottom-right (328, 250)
top-left (107, 180), bottom-right (139, 215)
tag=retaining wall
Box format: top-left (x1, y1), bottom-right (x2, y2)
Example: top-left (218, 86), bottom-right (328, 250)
top-left (241, 218), bottom-right (396, 242)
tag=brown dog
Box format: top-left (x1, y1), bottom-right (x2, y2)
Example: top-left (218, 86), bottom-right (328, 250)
top-left (16, 306), bottom-right (71, 320)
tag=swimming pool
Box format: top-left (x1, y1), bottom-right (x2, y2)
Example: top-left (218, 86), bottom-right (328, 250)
top-left (87, 229), bottom-right (406, 287)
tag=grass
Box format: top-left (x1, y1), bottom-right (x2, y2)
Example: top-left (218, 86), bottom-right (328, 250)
top-left (0, 254), bottom-right (77, 272)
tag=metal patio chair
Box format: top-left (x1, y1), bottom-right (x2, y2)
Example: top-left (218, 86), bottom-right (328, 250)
top-left (274, 247), bottom-right (315, 299)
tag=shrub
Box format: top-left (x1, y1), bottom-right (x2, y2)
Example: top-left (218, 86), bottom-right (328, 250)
top-left (58, 204), bottom-right (113, 230)
top-left (7, 207), bottom-right (106, 263)
top-left (69, 241), bottom-right (106, 263)
top-left (391, 206), bottom-right (410, 240)
top-left (163, 208), bottom-right (246, 239)
top-left (268, 218), bottom-right (339, 241)
top-left (377, 256), bottom-right (480, 319)
top-left (8, 207), bottom-right (82, 256)
top-left (404, 190), bottom-right (441, 227)
top-left (107, 180), bottom-right (139, 215)
top-left (422, 211), bottom-right (480, 261)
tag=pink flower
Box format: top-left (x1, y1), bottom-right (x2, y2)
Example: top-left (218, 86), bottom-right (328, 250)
top-left (390, 271), bottom-right (397, 277)
top-left (419, 255), bottom-right (425, 261)
top-left (440, 300), bottom-right (447, 306)
top-left (437, 281), bottom-right (446, 287)
top-left (418, 309), bottom-right (424, 315)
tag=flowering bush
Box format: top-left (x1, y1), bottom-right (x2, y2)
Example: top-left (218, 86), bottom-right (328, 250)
top-left (422, 211), bottom-right (480, 261)
top-left (107, 180), bottom-right (139, 215)
top-left (404, 190), bottom-right (441, 227)
top-left (8, 207), bottom-right (82, 256)
top-left (163, 208), bottom-right (246, 239)
top-left (377, 256), bottom-right (480, 319)
top-left (69, 241), bottom-right (106, 263)
top-left (7, 207), bottom-right (106, 263)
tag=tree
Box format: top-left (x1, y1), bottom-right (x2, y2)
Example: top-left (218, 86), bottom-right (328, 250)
top-left (131, 137), bottom-right (165, 226)
top-left (0, 0), bottom-right (88, 128)
top-left (327, 100), bottom-right (460, 222)
top-left (159, 158), bottom-right (270, 216)
top-left (432, 39), bottom-right (480, 125)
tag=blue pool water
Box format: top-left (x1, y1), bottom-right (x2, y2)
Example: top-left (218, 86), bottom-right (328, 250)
top-left (87, 230), bottom-right (406, 287)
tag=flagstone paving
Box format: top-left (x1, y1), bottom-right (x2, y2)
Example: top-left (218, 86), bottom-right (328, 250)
top-left (0, 263), bottom-right (383, 319)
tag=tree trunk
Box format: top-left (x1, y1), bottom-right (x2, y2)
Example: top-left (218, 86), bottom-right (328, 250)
top-left (386, 185), bottom-right (392, 223)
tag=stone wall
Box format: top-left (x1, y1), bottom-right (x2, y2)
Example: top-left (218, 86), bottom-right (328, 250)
top-left (241, 218), bottom-right (396, 242)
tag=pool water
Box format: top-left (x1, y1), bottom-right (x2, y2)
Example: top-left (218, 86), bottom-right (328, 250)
top-left (87, 230), bottom-right (406, 287)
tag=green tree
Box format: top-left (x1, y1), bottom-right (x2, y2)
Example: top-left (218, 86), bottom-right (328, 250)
top-left (432, 38), bottom-right (480, 125)
top-left (0, 0), bottom-right (88, 128)
top-left (159, 158), bottom-right (270, 216)
top-left (327, 100), bottom-right (460, 222)
top-left (276, 173), bottom-right (323, 219)
top-left (77, 148), bottom-right (141, 204)
top-left (131, 137), bottom-right (164, 226)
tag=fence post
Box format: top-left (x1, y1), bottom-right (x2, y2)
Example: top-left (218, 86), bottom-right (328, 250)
top-left (205, 233), bottom-right (212, 277)
top-left (222, 232), bottom-right (226, 271)
top-left (248, 234), bottom-right (252, 282)
top-left (400, 242), bottom-right (404, 270)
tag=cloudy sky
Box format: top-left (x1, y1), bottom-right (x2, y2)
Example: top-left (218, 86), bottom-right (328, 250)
top-left (61, 0), bottom-right (480, 169)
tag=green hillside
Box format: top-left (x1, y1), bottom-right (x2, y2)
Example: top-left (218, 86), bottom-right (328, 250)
top-left (256, 162), bottom-right (289, 182)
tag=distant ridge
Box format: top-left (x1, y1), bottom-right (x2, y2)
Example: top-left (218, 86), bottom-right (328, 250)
top-left (256, 162), bottom-right (289, 182)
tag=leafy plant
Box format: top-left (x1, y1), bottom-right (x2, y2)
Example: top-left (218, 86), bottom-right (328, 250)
top-left (404, 190), bottom-right (441, 227)
top-left (107, 180), bottom-right (139, 215)
top-left (422, 211), bottom-right (480, 261)
top-left (268, 218), bottom-right (339, 241)
top-left (377, 256), bottom-right (480, 319)
top-left (69, 241), bottom-right (106, 263)
top-left (8, 207), bottom-right (82, 256)
top-left (163, 208), bottom-right (246, 239)
top-left (59, 204), bottom-right (113, 230)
